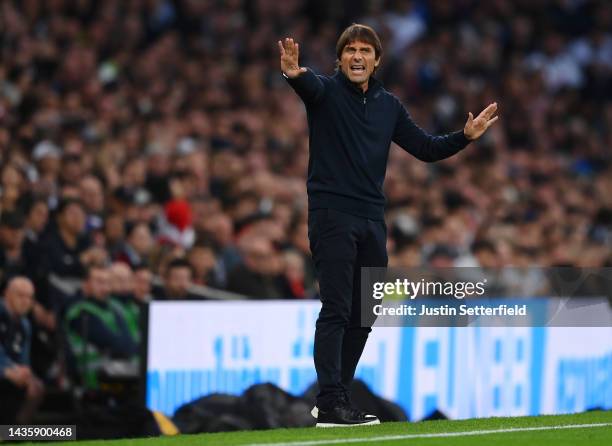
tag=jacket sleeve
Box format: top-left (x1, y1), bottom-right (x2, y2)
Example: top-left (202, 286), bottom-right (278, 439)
top-left (392, 100), bottom-right (471, 162)
top-left (284, 68), bottom-right (326, 105)
top-left (20, 319), bottom-right (31, 365)
top-left (69, 312), bottom-right (138, 358)
top-left (0, 344), bottom-right (16, 378)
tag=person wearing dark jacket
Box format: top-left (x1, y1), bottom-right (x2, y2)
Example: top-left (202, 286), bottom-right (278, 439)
top-left (40, 198), bottom-right (107, 312)
top-left (64, 265), bottom-right (138, 390)
top-left (0, 211), bottom-right (26, 283)
top-left (226, 237), bottom-right (285, 299)
top-left (279, 23), bottom-right (498, 426)
top-left (0, 277), bottom-right (44, 424)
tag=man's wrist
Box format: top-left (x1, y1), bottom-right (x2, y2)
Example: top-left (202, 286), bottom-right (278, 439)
top-left (282, 67), bottom-right (305, 79)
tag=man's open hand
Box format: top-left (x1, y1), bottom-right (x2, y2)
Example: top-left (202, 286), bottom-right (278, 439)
top-left (464, 102), bottom-right (499, 140)
top-left (278, 38), bottom-right (307, 79)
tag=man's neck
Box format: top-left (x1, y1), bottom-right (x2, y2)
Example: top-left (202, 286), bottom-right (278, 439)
top-left (59, 226), bottom-right (78, 248)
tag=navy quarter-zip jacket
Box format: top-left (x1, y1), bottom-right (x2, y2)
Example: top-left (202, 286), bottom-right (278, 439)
top-left (286, 69), bottom-right (471, 221)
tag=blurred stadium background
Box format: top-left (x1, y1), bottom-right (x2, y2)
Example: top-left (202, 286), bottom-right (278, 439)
top-left (0, 0), bottom-right (611, 441)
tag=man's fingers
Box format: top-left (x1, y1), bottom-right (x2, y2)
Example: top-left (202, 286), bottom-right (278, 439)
top-left (479, 102), bottom-right (498, 119)
top-left (278, 40), bottom-right (285, 56)
top-left (486, 116), bottom-right (499, 128)
top-left (286, 37), bottom-right (295, 55)
top-left (283, 37), bottom-right (298, 58)
top-left (468, 112), bottom-right (474, 124)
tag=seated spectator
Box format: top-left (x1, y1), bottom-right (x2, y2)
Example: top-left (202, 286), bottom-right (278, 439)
top-left (21, 198), bottom-right (50, 283)
top-left (40, 198), bottom-right (107, 312)
top-left (152, 258), bottom-right (200, 300)
top-left (193, 211), bottom-right (241, 287)
top-left (187, 244), bottom-right (220, 286)
top-left (0, 164), bottom-right (26, 214)
top-left (0, 277), bottom-right (44, 424)
top-left (279, 250), bottom-right (309, 298)
top-left (115, 222), bottom-right (154, 268)
top-left (0, 211), bottom-right (26, 283)
top-left (226, 237), bottom-right (285, 299)
top-left (79, 175), bottom-right (105, 232)
top-left (63, 266), bottom-right (138, 390)
top-left (103, 213), bottom-right (127, 259)
top-left (19, 199), bottom-right (57, 382)
top-left (133, 266), bottom-right (153, 303)
top-left (108, 262), bottom-right (141, 344)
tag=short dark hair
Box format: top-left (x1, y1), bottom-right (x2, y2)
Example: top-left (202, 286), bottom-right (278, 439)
top-left (471, 239), bottom-right (497, 255)
top-left (56, 197), bottom-right (84, 215)
top-left (336, 23), bottom-right (383, 62)
top-left (166, 258), bottom-right (193, 276)
top-left (83, 263), bottom-right (107, 280)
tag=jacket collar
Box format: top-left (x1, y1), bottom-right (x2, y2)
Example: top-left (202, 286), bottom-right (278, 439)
top-left (334, 69), bottom-right (382, 96)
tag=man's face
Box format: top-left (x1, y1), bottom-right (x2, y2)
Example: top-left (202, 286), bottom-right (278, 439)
top-left (5, 278), bottom-right (34, 316)
top-left (85, 268), bottom-right (112, 300)
top-left (134, 269), bottom-right (152, 301)
top-left (339, 40), bottom-right (380, 87)
top-left (129, 225), bottom-right (153, 256)
top-left (28, 202), bottom-right (49, 233)
top-left (166, 267), bottom-right (192, 298)
top-left (80, 177), bottom-right (105, 213)
top-left (110, 263), bottom-right (134, 295)
top-left (59, 203), bottom-right (86, 236)
top-left (0, 225), bottom-right (24, 250)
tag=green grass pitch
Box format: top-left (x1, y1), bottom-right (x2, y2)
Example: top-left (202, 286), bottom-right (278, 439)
top-left (25, 410), bottom-right (612, 446)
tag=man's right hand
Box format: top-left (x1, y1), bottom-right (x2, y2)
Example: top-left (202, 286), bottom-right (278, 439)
top-left (278, 38), bottom-right (307, 79)
top-left (4, 365), bottom-right (32, 387)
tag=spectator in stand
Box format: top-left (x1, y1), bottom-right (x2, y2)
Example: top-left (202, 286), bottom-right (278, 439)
top-left (0, 211), bottom-right (26, 283)
top-left (40, 198), bottom-right (107, 312)
top-left (133, 266), bottom-right (153, 303)
top-left (115, 222), bottom-right (155, 268)
top-left (280, 249), bottom-right (310, 298)
top-left (227, 236), bottom-right (285, 299)
top-left (21, 198), bottom-right (49, 283)
top-left (152, 258), bottom-right (199, 300)
top-left (471, 240), bottom-right (502, 269)
top-left (0, 277), bottom-right (45, 424)
top-left (1, 164), bottom-right (27, 214)
top-left (30, 141), bottom-right (62, 203)
top-left (187, 243), bottom-right (219, 287)
top-left (108, 262), bottom-right (141, 345)
top-left (63, 265), bottom-right (138, 390)
top-left (18, 198), bottom-right (56, 383)
top-left (79, 175), bottom-right (106, 232)
top-left (194, 211), bottom-right (241, 288)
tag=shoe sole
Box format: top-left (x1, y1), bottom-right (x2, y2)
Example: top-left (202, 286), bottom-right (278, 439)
top-left (315, 419), bottom-right (381, 428)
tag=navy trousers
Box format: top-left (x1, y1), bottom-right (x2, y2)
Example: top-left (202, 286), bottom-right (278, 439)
top-left (308, 208), bottom-right (387, 410)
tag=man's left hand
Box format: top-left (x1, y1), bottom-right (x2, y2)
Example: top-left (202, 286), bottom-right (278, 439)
top-left (464, 102), bottom-right (499, 140)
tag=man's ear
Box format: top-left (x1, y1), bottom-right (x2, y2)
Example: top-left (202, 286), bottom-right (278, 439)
top-left (374, 57), bottom-right (381, 68)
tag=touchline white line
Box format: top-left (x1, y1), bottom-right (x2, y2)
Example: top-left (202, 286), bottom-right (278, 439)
top-left (245, 422), bottom-right (612, 446)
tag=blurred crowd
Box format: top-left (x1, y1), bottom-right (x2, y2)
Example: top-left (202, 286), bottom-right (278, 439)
top-left (1, 0), bottom-right (611, 423)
